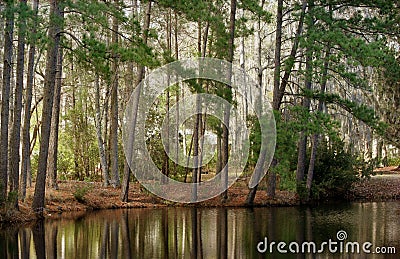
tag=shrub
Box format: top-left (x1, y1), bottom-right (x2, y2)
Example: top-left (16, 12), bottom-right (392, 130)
top-left (311, 140), bottom-right (363, 200)
top-left (73, 186), bottom-right (91, 203)
top-left (387, 157), bottom-right (400, 167)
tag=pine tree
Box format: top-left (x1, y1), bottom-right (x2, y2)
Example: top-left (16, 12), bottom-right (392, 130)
top-left (32, 0), bottom-right (63, 215)
top-left (0, 0), bottom-right (14, 205)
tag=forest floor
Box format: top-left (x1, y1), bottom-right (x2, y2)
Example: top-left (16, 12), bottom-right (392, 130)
top-left (2, 166), bottom-right (400, 225)
top-left (348, 166), bottom-right (400, 200)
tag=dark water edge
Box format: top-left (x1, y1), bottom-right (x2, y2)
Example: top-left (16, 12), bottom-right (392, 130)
top-left (0, 201), bottom-right (399, 258)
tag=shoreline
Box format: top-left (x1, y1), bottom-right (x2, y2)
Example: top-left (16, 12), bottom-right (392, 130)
top-left (1, 170), bottom-right (400, 226)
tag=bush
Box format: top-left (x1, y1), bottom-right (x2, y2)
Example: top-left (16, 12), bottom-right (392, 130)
top-left (311, 140), bottom-right (363, 200)
top-left (73, 186), bottom-right (91, 203)
top-left (387, 157), bottom-right (400, 167)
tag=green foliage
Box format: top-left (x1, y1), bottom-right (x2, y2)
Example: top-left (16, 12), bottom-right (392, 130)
top-left (246, 115), bottom-right (261, 169)
top-left (61, 85), bottom-right (99, 181)
top-left (31, 151), bottom-right (39, 179)
top-left (387, 157), bottom-right (400, 167)
top-left (275, 161), bottom-right (297, 192)
top-left (311, 140), bottom-right (365, 200)
top-left (73, 185), bottom-right (91, 203)
top-left (63, 0), bottom-right (159, 80)
top-left (272, 112), bottom-right (299, 191)
top-left (303, 90), bottom-right (387, 134)
top-left (288, 105), bottom-right (340, 139)
top-left (245, 112), bottom-right (299, 191)
top-left (56, 144), bottom-right (75, 180)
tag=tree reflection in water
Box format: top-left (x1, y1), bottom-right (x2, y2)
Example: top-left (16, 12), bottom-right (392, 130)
top-left (0, 202), bottom-right (400, 258)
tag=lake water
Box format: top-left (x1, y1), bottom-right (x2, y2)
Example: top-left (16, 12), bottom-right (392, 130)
top-left (1, 201), bottom-right (399, 258)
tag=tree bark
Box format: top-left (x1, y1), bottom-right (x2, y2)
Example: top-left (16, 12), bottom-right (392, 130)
top-left (221, 0), bottom-right (237, 202)
top-left (296, 45), bottom-right (313, 196)
top-left (21, 0), bottom-right (39, 200)
top-left (264, 0), bottom-right (307, 201)
top-left (274, 0), bottom-right (307, 110)
top-left (306, 46), bottom-right (330, 200)
top-left (110, 0), bottom-right (121, 188)
top-left (192, 21), bottom-right (204, 200)
top-left (9, 0), bottom-right (27, 209)
top-left (198, 22), bottom-right (209, 183)
top-left (174, 11), bottom-right (179, 174)
top-left (192, 95), bottom-right (201, 201)
top-left (0, 0), bottom-right (14, 205)
top-left (266, 0), bottom-right (282, 200)
top-left (120, 0), bottom-right (152, 201)
top-left (162, 10), bottom-right (172, 184)
top-left (297, 2), bottom-right (315, 200)
top-left (216, 132), bottom-right (222, 179)
top-left (95, 75), bottom-right (110, 186)
top-left (46, 46), bottom-right (63, 190)
top-left (246, 0), bottom-right (269, 204)
top-left (32, 0), bottom-right (63, 215)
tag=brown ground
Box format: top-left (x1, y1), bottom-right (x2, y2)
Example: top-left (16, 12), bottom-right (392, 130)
top-left (2, 166), bottom-right (399, 225)
top-left (349, 166), bottom-right (400, 200)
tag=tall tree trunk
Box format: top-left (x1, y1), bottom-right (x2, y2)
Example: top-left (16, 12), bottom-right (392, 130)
top-left (296, 48), bottom-right (313, 197)
top-left (120, 0), bottom-right (152, 201)
top-left (110, 0), bottom-right (121, 188)
top-left (216, 133), bottom-right (222, 175)
top-left (71, 70), bottom-right (81, 180)
top-left (198, 114), bottom-right (205, 183)
top-left (174, 10), bottom-right (179, 174)
top-left (198, 22), bottom-right (209, 183)
top-left (184, 133), bottom-right (194, 183)
top-left (274, 0), bottom-right (307, 109)
top-left (46, 45), bottom-right (63, 190)
top-left (95, 75), bottom-right (110, 186)
top-left (0, 0), bottom-right (14, 205)
top-left (254, 0), bottom-right (307, 203)
top-left (163, 88), bottom-right (170, 182)
top-left (21, 0), bottom-right (39, 201)
top-left (264, 0), bottom-right (307, 201)
top-left (192, 95), bottom-right (200, 201)
top-left (9, 0), bottom-right (27, 209)
top-left (192, 21), bottom-right (203, 200)
top-left (162, 10), bottom-right (172, 184)
top-left (121, 0), bottom-right (137, 192)
top-left (246, 0), bottom-right (267, 205)
top-left (221, 0), bottom-right (237, 202)
top-left (265, 0), bottom-right (281, 199)
top-left (296, 2), bottom-right (314, 200)
top-left (306, 46), bottom-right (330, 200)
top-left (104, 84), bottom-right (110, 174)
top-left (32, 0), bottom-right (63, 215)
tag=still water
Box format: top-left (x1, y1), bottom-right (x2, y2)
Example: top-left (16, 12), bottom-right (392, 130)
top-left (0, 202), bottom-right (399, 258)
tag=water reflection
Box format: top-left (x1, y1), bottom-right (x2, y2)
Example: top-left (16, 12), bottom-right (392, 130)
top-left (1, 202), bottom-right (399, 258)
